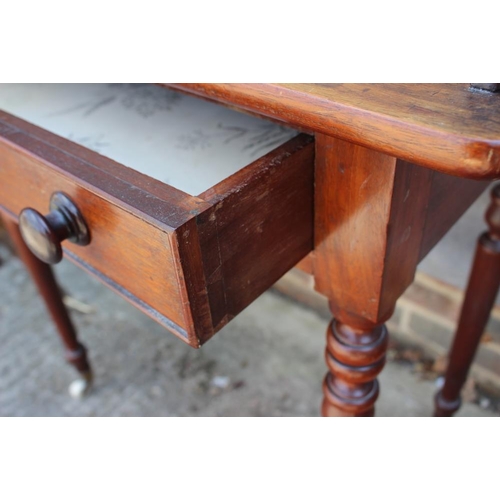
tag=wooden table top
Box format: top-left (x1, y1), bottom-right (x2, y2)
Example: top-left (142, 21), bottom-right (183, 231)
top-left (168, 84), bottom-right (500, 180)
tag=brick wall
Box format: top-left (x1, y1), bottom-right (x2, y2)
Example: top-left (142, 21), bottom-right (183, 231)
top-left (273, 268), bottom-right (500, 393)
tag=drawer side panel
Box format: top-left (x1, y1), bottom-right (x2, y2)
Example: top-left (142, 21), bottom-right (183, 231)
top-left (198, 134), bottom-right (315, 341)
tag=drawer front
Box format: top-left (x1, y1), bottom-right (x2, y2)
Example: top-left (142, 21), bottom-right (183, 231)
top-left (0, 110), bottom-right (314, 346)
top-left (0, 112), bottom-right (200, 336)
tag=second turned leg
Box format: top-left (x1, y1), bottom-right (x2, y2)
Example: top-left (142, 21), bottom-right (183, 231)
top-left (2, 215), bottom-right (93, 397)
top-left (434, 184), bottom-right (500, 416)
top-left (322, 317), bottom-right (389, 417)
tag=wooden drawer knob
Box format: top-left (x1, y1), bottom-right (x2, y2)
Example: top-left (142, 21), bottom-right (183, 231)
top-left (19, 192), bottom-right (90, 264)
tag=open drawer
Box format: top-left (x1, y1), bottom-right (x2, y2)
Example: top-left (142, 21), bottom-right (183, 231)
top-left (0, 84), bottom-right (314, 347)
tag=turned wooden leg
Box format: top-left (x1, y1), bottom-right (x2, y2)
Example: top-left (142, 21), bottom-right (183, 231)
top-left (314, 135), bottom-right (436, 416)
top-left (2, 214), bottom-right (93, 397)
top-left (434, 185), bottom-right (500, 416)
top-left (322, 317), bottom-right (389, 417)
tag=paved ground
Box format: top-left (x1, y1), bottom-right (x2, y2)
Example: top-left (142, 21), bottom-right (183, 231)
top-left (0, 242), bottom-right (497, 417)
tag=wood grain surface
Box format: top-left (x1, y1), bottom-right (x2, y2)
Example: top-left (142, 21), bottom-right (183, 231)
top-left (314, 134), bottom-right (433, 325)
top-left (166, 83), bottom-right (500, 179)
top-left (418, 172), bottom-right (489, 261)
top-left (198, 134), bottom-right (314, 341)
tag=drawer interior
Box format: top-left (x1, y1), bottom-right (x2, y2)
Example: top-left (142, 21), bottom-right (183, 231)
top-left (0, 84), bottom-right (297, 196)
top-left (0, 85), bottom-right (314, 347)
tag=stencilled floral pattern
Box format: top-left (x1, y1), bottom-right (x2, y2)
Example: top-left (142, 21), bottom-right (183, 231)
top-left (110, 84), bottom-right (182, 117)
top-left (177, 122), bottom-right (296, 157)
top-left (176, 129), bottom-right (214, 151)
top-left (44, 84), bottom-right (296, 157)
top-left (50, 84), bottom-right (182, 119)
